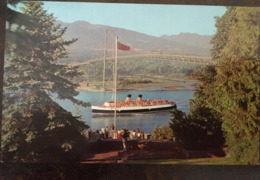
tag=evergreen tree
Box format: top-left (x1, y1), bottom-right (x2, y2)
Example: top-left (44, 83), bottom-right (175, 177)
top-left (210, 7), bottom-right (236, 60)
top-left (169, 109), bottom-right (199, 149)
top-left (220, 7), bottom-right (260, 60)
top-left (169, 65), bottom-right (224, 150)
top-left (2, 1), bottom-right (89, 162)
top-left (210, 7), bottom-right (260, 164)
top-left (189, 65), bottom-right (225, 148)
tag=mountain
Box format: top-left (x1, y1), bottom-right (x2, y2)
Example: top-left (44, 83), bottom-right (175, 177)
top-left (160, 33), bottom-right (213, 55)
top-left (60, 21), bottom-right (213, 63)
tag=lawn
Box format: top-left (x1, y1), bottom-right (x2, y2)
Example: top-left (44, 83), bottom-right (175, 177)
top-left (125, 157), bottom-right (244, 165)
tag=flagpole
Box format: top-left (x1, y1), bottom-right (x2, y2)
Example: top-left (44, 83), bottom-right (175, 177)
top-left (114, 36), bottom-right (118, 131)
top-left (102, 28), bottom-right (107, 91)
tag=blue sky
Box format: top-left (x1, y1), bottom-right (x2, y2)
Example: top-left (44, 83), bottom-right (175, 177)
top-left (43, 2), bottom-right (226, 37)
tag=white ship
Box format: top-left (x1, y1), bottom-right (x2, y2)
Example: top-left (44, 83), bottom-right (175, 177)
top-left (91, 35), bottom-right (176, 119)
top-left (91, 94), bottom-right (176, 113)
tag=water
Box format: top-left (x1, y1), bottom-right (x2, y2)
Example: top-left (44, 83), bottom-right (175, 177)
top-left (54, 90), bottom-right (194, 133)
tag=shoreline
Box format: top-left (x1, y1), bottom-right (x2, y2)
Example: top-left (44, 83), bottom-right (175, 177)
top-left (76, 86), bottom-right (195, 92)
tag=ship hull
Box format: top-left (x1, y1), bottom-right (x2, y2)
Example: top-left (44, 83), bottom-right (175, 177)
top-left (91, 104), bottom-right (176, 113)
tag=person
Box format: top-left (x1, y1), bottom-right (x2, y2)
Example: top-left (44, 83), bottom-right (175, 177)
top-left (96, 129), bottom-right (101, 140)
top-left (84, 129), bottom-right (89, 139)
top-left (121, 129), bottom-right (129, 151)
top-left (136, 128), bottom-right (140, 134)
top-left (101, 127), bottom-right (105, 139)
top-left (88, 129), bottom-right (92, 139)
top-left (141, 131), bottom-right (144, 140)
top-left (132, 130), bottom-right (136, 139)
top-left (113, 131), bottom-right (117, 139)
top-left (136, 128), bottom-right (141, 139)
top-left (105, 126), bottom-right (109, 139)
top-left (117, 129), bottom-right (122, 139)
top-left (110, 124), bottom-right (114, 130)
top-left (99, 129), bottom-right (104, 139)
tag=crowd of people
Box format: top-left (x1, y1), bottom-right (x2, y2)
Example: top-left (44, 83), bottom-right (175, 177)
top-left (83, 124), bottom-right (149, 142)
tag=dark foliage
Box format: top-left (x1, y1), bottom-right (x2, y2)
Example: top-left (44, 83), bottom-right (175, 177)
top-left (170, 108), bottom-right (224, 150)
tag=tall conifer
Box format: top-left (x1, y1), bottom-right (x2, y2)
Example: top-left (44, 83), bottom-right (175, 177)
top-left (211, 7), bottom-right (260, 164)
top-left (2, 1), bottom-right (88, 162)
top-left (169, 66), bottom-right (224, 150)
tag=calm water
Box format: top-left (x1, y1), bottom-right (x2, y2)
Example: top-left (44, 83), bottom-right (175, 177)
top-left (55, 90), bottom-right (194, 133)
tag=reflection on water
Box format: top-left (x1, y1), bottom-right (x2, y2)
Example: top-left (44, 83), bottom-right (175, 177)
top-left (55, 90), bottom-right (194, 133)
top-left (92, 111), bottom-right (172, 133)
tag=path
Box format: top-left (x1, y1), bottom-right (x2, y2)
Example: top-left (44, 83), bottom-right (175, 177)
top-left (80, 140), bottom-right (225, 164)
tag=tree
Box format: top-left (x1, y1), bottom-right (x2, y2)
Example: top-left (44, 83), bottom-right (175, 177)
top-left (169, 109), bottom-right (198, 149)
top-left (150, 124), bottom-right (174, 141)
top-left (1, 1), bottom-right (35, 153)
top-left (213, 59), bottom-right (260, 164)
top-left (210, 7), bottom-right (236, 60)
top-left (210, 7), bottom-right (260, 164)
top-left (189, 65), bottom-right (225, 148)
top-left (219, 7), bottom-right (260, 60)
top-left (170, 103), bottom-right (224, 150)
top-left (2, 1), bottom-right (89, 162)
top-left (169, 65), bottom-right (224, 150)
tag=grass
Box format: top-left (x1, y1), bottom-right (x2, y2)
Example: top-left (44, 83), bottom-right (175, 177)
top-left (125, 157), bottom-right (245, 165)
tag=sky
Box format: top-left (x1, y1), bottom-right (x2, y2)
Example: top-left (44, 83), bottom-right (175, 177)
top-left (42, 2), bottom-right (226, 37)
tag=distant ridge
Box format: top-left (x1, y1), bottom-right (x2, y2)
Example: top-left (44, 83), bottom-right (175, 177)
top-left (59, 20), bottom-right (213, 63)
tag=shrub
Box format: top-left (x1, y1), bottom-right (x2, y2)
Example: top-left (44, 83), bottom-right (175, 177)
top-left (151, 124), bottom-right (174, 141)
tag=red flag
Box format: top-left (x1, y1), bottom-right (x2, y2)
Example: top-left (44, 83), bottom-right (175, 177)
top-left (117, 42), bottom-right (131, 51)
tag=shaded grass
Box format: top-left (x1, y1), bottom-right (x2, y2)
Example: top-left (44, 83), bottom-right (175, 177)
top-left (125, 157), bottom-right (245, 165)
